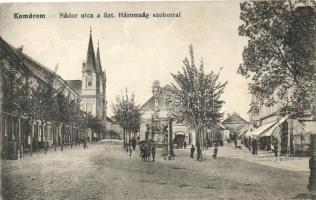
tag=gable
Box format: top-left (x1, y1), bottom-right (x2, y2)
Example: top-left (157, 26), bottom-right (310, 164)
top-left (141, 84), bottom-right (174, 111)
top-left (222, 114), bottom-right (248, 125)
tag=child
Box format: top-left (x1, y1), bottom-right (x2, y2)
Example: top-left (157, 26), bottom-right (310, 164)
top-left (213, 144), bottom-right (218, 159)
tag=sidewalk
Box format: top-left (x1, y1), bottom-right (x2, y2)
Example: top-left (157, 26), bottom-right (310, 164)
top-left (17, 141), bottom-right (101, 160)
top-left (202, 144), bottom-right (309, 172)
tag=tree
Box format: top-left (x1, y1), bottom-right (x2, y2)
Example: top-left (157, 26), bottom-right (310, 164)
top-left (112, 90), bottom-right (142, 149)
top-left (238, 1), bottom-right (316, 114)
top-left (238, 1), bottom-right (316, 192)
top-left (171, 45), bottom-right (227, 160)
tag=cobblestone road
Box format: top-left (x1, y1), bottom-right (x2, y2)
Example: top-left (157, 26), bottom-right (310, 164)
top-left (1, 141), bottom-right (312, 200)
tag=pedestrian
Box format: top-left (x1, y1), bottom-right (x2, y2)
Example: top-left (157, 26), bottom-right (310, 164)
top-left (184, 141), bottom-right (187, 149)
top-left (308, 157), bottom-right (314, 191)
top-left (190, 145), bottom-right (195, 158)
top-left (213, 144), bottom-right (218, 159)
top-left (144, 144), bottom-right (148, 162)
top-left (273, 141), bottom-right (278, 157)
top-left (151, 145), bottom-right (156, 162)
top-left (147, 144), bottom-right (151, 162)
top-left (129, 146), bottom-right (132, 157)
top-left (197, 147), bottom-right (202, 161)
top-left (83, 138), bottom-right (87, 149)
top-left (234, 139), bottom-right (237, 149)
top-left (132, 137), bottom-right (137, 151)
top-left (252, 139), bottom-right (255, 155)
top-left (254, 139), bottom-right (258, 155)
top-left (252, 139), bottom-right (258, 155)
top-left (140, 144), bottom-right (146, 162)
top-left (248, 138), bottom-right (252, 152)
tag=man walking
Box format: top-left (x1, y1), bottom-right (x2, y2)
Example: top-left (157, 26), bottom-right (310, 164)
top-left (83, 137), bottom-right (87, 149)
top-left (252, 139), bottom-right (258, 155)
top-left (151, 145), bottom-right (156, 162)
top-left (190, 145), bottom-right (195, 158)
top-left (129, 145), bottom-right (132, 157)
top-left (132, 137), bottom-right (137, 151)
top-left (273, 140), bottom-right (278, 157)
top-left (147, 144), bottom-right (151, 162)
top-left (248, 137), bottom-right (252, 152)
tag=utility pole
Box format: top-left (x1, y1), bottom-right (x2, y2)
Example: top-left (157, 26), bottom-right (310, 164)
top-left (310, 134), bottom-right (316, 193)
top-left (166, 97), bottom-right (174, 160)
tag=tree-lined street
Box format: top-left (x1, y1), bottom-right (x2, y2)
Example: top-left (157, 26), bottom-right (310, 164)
top-left (2, 141), bottom-right (311, 200)
top-left (1, 1), bottom-right (316, 199)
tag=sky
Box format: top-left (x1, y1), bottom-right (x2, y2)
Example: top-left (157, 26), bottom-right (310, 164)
top-left (0, 1), bottom-right (251, 120)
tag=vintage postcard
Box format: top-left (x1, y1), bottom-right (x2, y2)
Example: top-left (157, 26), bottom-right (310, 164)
top-left (0, 1), bottom-right (316, 199)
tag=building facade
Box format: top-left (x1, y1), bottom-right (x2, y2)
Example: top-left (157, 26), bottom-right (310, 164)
top-left (140, 81), bottom-right (195, 148)
top-left (221, 112), bottom-right (248, 141)
top-left (247, 92), bottom-right (316, 155)
top-left (0, 36), bottom-right (84, 159)
top-left (0, 30), bottom-right (108, 159)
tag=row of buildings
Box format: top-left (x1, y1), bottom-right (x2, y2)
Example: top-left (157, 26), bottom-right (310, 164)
top-left (0, 30), bottom-right (108, 159)
top-left (238, 6), bottom-right (316, 156)
top-left (143, 83), bottom-right (316, 156)
top-left (138, 80), bottom-right (248, 148)
top-left (238, 94), bottom-right (316, 156)
top-left (137, 7), bottom-right (316, 155)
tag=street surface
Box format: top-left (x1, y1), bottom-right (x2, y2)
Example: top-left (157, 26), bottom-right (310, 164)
top-left (1, 141), bottom-right (311, 200)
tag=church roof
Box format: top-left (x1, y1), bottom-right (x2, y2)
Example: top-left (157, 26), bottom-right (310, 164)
top-left (66, 80), bottom-right (82, 95)
top-left (95, 43), bottom-right (102, 73)
top-left (222, 113), bottom-right (248, 125)
top-left (103, 70), bottom-right (106, 82)
top-left (85, 31), bottom-right (96, 71)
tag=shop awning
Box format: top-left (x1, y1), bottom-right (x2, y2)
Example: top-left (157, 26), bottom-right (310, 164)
top-left (245, 121), bottom-right (277, 138)
top-left (238, 130), bottom-right (247, 137)
top-left (238, 124), bottom-right (251, 137)
top-left (260, 116), bottom-right (289, 137)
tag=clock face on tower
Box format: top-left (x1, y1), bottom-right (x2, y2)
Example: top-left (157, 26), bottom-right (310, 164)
top-left (96, 94), bottom-right (106, 109)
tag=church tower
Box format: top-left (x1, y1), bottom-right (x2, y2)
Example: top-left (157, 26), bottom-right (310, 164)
top-left (95, 39), bottom-right (107, 120)
top-left (81, 29), bottom-right (106, 122)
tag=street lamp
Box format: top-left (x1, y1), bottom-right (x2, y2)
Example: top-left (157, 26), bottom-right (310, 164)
top-left (165, 96), bottom-right (175, 160)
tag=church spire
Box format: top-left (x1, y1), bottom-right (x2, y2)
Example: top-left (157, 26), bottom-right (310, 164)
top-left (96, 40), bottom-right (106, 82)
top-left (86, 28), bottom-right (96, 71)
top-left (96, 40), bottom-right (102, 73)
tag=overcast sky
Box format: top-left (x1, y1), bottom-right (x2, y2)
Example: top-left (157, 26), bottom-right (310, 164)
top-left (0, 1), bottom-right (251, 120)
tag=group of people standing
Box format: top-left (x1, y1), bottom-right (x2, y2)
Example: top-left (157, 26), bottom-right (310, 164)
top-left (140, 143), bottom-right (156, 162)
top-left (243, 137), bottom-right (258, 155)
top-left (190, 144), bottom-right (218, 160)
top-left (124, 136), bottom-right (157, 162)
